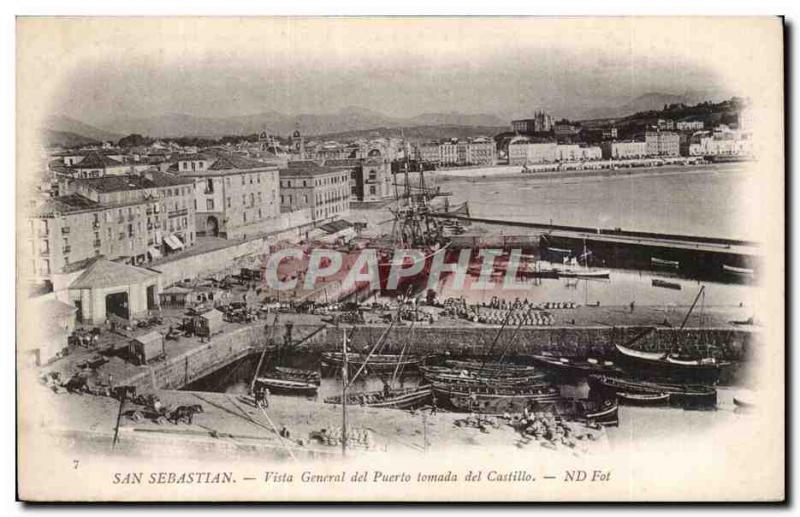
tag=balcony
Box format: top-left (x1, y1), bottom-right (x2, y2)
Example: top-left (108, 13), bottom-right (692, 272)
top-left (92, 221), bottom-right (100, 229)
top-left (39, 248), bottom-right (49, 256)
top-left (61, 227), bottom-right (70, 234)
top-left (147, 223), bottom-right (153, 230)
top-left (170, 208), bottom-right (189, 217)
top-left (146, 208), bottom-right (153, 215)
top-left (37, 229), bottom-right (48, 238)
top-left (127, 214), bottom-right (135, 221)
top-left (117, 217), bottom-right (125, 224)
top-left (62, 246), bottom-right (71, 254)
top-left (93, 239), bottom-right (101, 247)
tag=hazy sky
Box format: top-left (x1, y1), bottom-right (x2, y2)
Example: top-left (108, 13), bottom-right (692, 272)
top-left (41, 18), bottom-right (736, 124)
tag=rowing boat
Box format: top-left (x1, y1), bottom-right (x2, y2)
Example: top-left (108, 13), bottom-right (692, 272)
top-left (587, 375), bottom-right (717, 409)
top-left (526, 354), bottom-right (623, 377)
top-left (324, 386), bottom-right (432, 410)
top-left (321, 352), bottom-right (425, 372)
top-left (651, 257), bottom-right (680, 269)
top-left (616, 391), bottom-right (670, 406)
top-left (253, 376), bottom-right (319, 396)
top-left (433, 382), bottom-right (561, 413)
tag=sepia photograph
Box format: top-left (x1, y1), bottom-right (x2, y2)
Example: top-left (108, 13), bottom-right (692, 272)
top-left (14, 16), bottom-right (785, 502)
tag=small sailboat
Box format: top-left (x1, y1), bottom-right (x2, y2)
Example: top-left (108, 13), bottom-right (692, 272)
top-left (723, 264), bottom-right (754, 277)
top-left (651, 257), bottom-right (680, 269)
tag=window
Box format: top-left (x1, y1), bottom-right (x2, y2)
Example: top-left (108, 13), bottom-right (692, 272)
top-left (242, 194), bottom-right (246, 205)
top-left (227, 197), bottom-right (231, 208)
top-left (258, 192), bottom-right (262, 203)
top-left (250, 193), bottom-right (255, 206)
top-left (243, 212), bottom-right (247, 223)
top-left (257, 174), bottom-right (261, 184)
top-left (249, 175), bottom-right (253, 184)
top-left (241, 176), bottom-right (245, 185)
top-left (206, 179), bottom-right (214, 193)
top-left (206, 199), bottom-right (214, 211)
top-left (258, 209), bottom-right (262, 218)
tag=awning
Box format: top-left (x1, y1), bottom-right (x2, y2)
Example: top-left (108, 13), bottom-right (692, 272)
top-left (147, 247), bottom-right (162, 260)
top-left (163, 235), bottom-right (182, 251)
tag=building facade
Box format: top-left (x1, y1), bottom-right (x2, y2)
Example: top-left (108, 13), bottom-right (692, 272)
top-left (511, 111), bottom-right (554, 133)
top-left (171, 153), bottom-right (280, 239)
top-left (600, 140), bottom-right (649, 160)
top-left (26, 170), bottom-right (197, 285)
top-left (643, 131), bottom-right (681, 157)
top-left (279, 162), bottom-right (351, 223)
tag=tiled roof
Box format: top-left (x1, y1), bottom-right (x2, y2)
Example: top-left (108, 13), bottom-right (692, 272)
top-left (73, 151), bottom-right (124, 169)
top-left (207, 153), bottom-right (272, 171)
top-left (324, 158), bottom-right (362, 168)
top-left (70, 257), bottom-right (159, 290)
top-left (279, 162), bottom-right (340, 177)
top-left (167, 152), bottom-right (275, 175)
top-left (35, 194), bottom-right (100, 217)
top-left (73, 171), bottom-right (194, 193)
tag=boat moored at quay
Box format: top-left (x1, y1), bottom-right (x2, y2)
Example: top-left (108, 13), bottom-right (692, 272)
top-left (433, 382), bottom-right (561, 413)
top-left (587, 375), bottom-right (717, 409)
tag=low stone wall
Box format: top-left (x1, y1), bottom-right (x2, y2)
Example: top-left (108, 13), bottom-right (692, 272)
top-left (153, 239), bottom-right (268, 286)
top-left (122, 324), bottom-right (266, 391)
top-left (123, 322), bottom-right (756, 391)
top-left (283, 324), bottom-right (753, 361)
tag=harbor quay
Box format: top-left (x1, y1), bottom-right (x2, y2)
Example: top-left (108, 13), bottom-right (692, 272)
top-left (38, 306), bottom-right (756, 394)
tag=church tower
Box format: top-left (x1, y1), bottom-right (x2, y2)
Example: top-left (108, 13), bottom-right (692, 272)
top-left (291, 129), bottom-right (305, 160)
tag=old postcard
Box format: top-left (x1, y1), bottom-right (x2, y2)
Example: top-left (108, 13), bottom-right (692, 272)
top-left (15, 16), bottom-right (785, 502)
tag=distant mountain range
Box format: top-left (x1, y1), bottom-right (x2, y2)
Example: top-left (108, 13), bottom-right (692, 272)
top-left (78, 108), bottom-right (508, 140)
top-left (41, 92), bottom-right (729, 146)
top-left (313, 125), bottom-right (508, 143)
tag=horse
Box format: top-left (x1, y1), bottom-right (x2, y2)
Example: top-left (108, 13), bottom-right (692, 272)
top-left (168, 405), bottom-right (204, 425)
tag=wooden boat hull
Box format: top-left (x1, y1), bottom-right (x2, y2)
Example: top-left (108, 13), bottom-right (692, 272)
top-left (651, 257), bottom-right (680, 269)
top-left (617, 391), bottom-right (671, 406)
top-left (253, 377), bottom-right (318, 396)
top-left (723, 264), bottom-right (754, 277)
top-left (325, 386), bottom-right (432, 410)
top-left (321, 352), bottom-right (424, 373)
top-left (442, 360), bottom-right (538, 377)
top-left (420, 366), bottom-right (546, 387)
top-left (433, 384), bottom-right (560, 413)
top-left (525, 354), bottom-right (623, 378)
top-left (614, 344), bottom-right (726, 384)
top-left (587, 375), bottom-right (717, 409)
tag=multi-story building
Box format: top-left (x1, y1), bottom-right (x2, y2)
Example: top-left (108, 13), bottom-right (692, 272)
top-left (556, 144), bottom-right (602, 161)
top-left (676, 120), bottom-right (705, 131)
top-left (600, 140), bottom-right (649, 160)
top-left (170, 152), bottom-right (280, 239)
top-left (511, 111), bottom-right (554, 134)
top-left (687, 126), bottom-right (755, 157)
top-left (439, 142), bottom-right (459, 166)
top-left (467, 138), bottom-right (497, 166)
top-left (415, 142), bottom-right (441, 164)
top-left (61, 151), bottom-right (132, 178)
top-left (27, 170), bottom-right (197, 285)
top-left (279, 161), bottom-right (351, 223)
top-left (326, 150), bottom-right (393, 203)
top-left (643, 131), bottom-right (680, 157)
